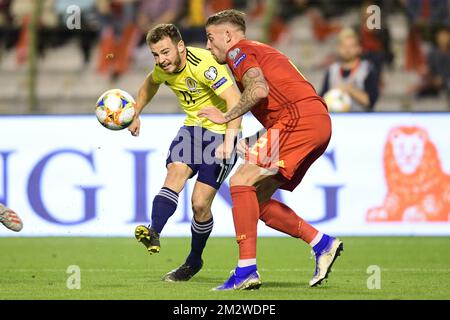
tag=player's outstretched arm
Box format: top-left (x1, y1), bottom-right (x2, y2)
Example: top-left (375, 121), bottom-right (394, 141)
top-left (129, 72), bottom-right (160, 137)
top-left (198, 67), bottom-right (269, 124)
top-left (216, 85), bottom-right (242, 159)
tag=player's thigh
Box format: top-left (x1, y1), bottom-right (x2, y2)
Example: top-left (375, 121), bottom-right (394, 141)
top-left (191, 181), bottom-right (217, 221)
top-left (229, 163), bottom-right (277, 187)
top-left (254, 176), bottom-right (285, 204)
top-left (163, 162), bottom-right (193, 193)
top-left (197, 152), bottom-right (237, 190)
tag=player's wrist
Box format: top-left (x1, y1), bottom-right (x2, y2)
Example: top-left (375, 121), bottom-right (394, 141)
top-left (133, 108), bottom-right (143, 118)
top-left (224, 112), bottom-right (234, 123)
top-left (224, 128), bottom-right (240, 139)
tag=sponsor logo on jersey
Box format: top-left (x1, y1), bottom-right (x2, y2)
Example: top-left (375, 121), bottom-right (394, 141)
top-left (233, 54), bottom-right (247, 69)
top-left (276, 160), bottom-right (285, 168)
top-left (204, 66), bottom-right (218, 81)
top-left (185, 77), bottom-right (197, 92)
top-left (212, 77), bottom-right (228, 90)
top-left (228, 48), bottom-right (241, 60)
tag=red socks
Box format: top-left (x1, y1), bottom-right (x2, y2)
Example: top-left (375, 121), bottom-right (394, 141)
top-left (260, 199), bottom-right (319, 243)
top-left (230, 186), bottom-right (320, 261)
top-left (230, 186), bottom-right (259, 260)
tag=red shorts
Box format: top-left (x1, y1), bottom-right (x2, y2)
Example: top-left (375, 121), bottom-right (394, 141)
top-left (246, 107), bottom-right (331, 192)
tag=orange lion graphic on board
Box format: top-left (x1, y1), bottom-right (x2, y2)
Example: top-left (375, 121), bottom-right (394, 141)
top-left (367, 126), bottom-right (450, 222)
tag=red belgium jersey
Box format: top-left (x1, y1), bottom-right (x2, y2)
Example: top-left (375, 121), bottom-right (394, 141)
top-left (226, 39), bottom-right (328, 128)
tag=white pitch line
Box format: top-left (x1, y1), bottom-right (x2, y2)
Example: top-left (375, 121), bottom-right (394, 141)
top-left (4, 268), bottom-right (450, 273)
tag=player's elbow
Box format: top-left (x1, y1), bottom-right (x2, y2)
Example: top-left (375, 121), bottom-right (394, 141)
top-left (261, 87), bottom-right (270, 99)
top-left (255, 85), bottom-right (269, 100)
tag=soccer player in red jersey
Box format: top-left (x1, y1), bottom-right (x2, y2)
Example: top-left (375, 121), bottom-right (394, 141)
top-left (198, 9), bottom-right (344, 290)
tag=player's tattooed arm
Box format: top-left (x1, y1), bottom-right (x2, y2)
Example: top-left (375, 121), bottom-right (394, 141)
top-left (198, 68), bottom-right (268, 124)
top-left (223, 67), bottom-right (269, 122)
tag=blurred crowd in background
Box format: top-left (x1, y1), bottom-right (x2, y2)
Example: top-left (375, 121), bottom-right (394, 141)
top-left (1, 0), bottom-right (450, 113)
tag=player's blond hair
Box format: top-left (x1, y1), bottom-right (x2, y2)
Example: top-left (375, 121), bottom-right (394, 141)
top-left (206, 9), bottom-right (246, 33)
top-left (338, 28), bottom-right (360, 44)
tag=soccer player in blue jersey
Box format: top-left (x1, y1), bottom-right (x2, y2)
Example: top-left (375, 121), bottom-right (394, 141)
top-left (129, 24), bottom-right (242, 282)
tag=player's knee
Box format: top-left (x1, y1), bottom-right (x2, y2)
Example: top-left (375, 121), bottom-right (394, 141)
top-left (191, 199), bottom-right (211, 218)
top-left (230, 173), bottom-right (253, 186)
top-left (166, 164), bottom-right (191, 181)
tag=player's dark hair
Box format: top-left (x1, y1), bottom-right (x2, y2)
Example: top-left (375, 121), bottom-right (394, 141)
top-left (206, 9), bottom-right (246, 33)
top-left (146, 24), bottom-right (182, 46)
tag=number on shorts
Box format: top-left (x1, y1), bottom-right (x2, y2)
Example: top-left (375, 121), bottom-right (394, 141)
top-left (250, 137), bottom-right (268, 156)
top-left (216, 163), bottom-right (228, 184)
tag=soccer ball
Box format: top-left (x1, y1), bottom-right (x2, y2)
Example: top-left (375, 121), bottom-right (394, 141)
top-left (324, 88), bottom-right (352, 112)
top-left (95, 89), bottom-right (136, 130)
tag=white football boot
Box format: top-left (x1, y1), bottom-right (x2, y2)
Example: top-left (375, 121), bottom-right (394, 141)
top-left (0, 203), bottom-right (23, 232)
top-left (309, 238), bottom-right (343, 287)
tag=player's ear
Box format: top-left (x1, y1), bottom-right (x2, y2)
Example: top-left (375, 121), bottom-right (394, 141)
top-left (225, 30), bottom-right (231, 43)
top-left (177, 40), bottom-right (186, 54)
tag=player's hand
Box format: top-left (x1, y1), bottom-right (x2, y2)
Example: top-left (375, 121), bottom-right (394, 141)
top-left (215, 142), bottom-right (234, 160)
top-left (337, 84), bottom-right (352, 93)
top-left (198, 107), bottom-right (227, 124)
top-left (128, 116), bottom-right (140, 137)
top-left (236, 138), bottom-right (249, 159)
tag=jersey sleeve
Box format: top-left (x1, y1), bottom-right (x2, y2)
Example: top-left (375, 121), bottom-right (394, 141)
top-left (226, 45), bottom-right (260, 81)
top-left (198, 55), bottom-right (234, 96)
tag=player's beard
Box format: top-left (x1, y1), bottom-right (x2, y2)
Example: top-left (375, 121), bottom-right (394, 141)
top-left (173, 53), bottom-right (183, 72)
top-left (340, 55), bottom-right (358, 65)
top-left (159, 53), bottom-right (183, 73)
top-left (211, 51), bottom-right (226, 64)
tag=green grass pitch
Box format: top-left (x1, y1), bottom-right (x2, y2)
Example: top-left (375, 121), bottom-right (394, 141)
top-left (1, 237), bottom-right (449, 300)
